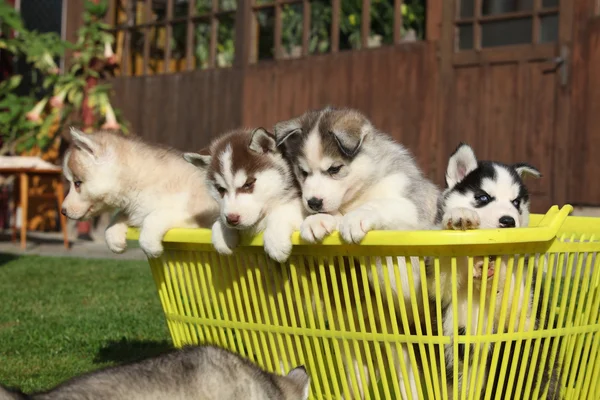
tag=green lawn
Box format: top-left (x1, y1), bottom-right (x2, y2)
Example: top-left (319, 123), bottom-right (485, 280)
top-left (0, 253), bottom-right (171, 393)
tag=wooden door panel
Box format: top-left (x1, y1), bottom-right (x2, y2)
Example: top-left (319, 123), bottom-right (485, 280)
top-left (443, 62), bottom-right (554, 209)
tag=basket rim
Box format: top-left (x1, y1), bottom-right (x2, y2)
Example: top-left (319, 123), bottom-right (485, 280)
top-left (124, 205), bottom-right (593, 247)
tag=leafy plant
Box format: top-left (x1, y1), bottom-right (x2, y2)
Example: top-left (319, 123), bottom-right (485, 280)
top-left (0, 0), bottom-right (128, 160)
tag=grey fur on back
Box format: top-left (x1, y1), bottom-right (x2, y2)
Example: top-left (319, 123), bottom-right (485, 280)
top-left (1, 346), bottom-right (309, 400)
top-left (359, 127), bottom-right (440, 225)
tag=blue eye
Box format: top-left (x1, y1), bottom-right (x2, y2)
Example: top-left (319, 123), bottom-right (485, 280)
top-left (475, 194), bottom-right (491, 204)
top-left (512, 199), bottom-right (520, 208)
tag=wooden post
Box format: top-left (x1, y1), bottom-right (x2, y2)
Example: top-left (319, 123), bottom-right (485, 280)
top-left (234, 0), bottom-right (252, 67)
top-left (19, 172), bottom-right (28, 249)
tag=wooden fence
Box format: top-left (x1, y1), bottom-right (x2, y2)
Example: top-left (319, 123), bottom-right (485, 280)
top-left (63, 0), bottom-right (600, 211)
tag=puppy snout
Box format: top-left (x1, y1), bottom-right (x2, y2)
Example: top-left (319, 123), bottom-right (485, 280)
top-left (307, 197), bottom-right (323, 212)
top-left (226, 214), bottom-right (240, 226)
top-left (499, 215), bottom-right (516, 228)
top-left (61, 207), bottom-right (67, 216)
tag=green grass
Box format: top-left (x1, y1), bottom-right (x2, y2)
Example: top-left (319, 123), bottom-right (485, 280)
top-left (0, 254), bottom-right (171, 393)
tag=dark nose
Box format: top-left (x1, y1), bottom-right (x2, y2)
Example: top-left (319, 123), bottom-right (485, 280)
top-left (499, 216), bottom-right (516, 228)
top-left (226, 214), bottom-right (240, 226)
top-left (61, 208), bottom-right (67, 216)
top-left (307, 197), bottom-right (323, 212)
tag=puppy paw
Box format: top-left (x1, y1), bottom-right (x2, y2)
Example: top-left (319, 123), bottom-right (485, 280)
top-left (104, 224), bottom-right (128, 254)
top-left (442, 208), bottom-right (480, 230)
top-left (211, 221), bottom-right (239, 255)
top-left (339, 209), bottom-right (377, 244)
top-left (300, 214), bottom-right (338, 243)
top-left (263, 226), bottom-right (293, 263)
top-left (473, 257), bottom-right (496, 279)
top-left (138, 237), bottom-right (164, 258)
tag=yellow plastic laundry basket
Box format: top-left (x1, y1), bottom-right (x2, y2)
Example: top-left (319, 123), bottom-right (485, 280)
top-left (128, 205), bottom-right (600, 400)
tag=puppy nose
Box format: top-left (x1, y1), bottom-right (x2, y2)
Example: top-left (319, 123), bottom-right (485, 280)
top-left (226, 214), bottom-right (240, 225)
top-left (61, 208), bottom-right (67, 216)
top-left (307, 197), bottom-right (323, 211)
top-left (499, 216), bottom-right (516, 228)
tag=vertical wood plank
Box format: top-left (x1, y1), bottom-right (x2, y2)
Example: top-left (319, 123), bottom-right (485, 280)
top-left (234, 0), bottom-right (252, 67)
top-left (302, 0), bottom-right (311, 56)
top-left (532, 0), bottom-right (541, 44)
top-left (394, 0), bottom-right (404, 43)
top-left (164, 0), bottom-right (174, 73)
top-left (474, 0), bottom-right (482, 50)
top-left (210, 0), bottom-right (218, 68)
top-left (143, 0), bottom-right (151, 75)
top-left (361, 0), bottom-right (370, 48)
top-left (426, 0), bottom-right (442, 41)
top-left (331, 0), bottom-right (340, 52)
top-left (186, 0), bottom-right (196, 70)
top-left (275, 1), bottom-right (283, 59)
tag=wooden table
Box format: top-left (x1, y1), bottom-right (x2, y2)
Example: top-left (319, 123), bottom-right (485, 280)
top-left (0, 167), bottom-right (68, 249)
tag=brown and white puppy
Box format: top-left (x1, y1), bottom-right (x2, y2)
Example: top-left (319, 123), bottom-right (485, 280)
top-left (184, 128), bottom-right (304, 262)
top-left (62, 128), bottom-right (218, 258)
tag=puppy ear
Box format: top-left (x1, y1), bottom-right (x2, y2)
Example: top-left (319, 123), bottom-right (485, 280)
top-left (69, 127), bottom-right (97, 157)
top-left (286, 366), bottom-right (310, 400)
top-left (183, 152), bottom-right (212, 169)
top-left (446, 142), bottom-right (478, 187)
top-left (274, 117), bottom-right (302, 148)
top-left (275, 128), bottom-right (302, 148)
top-left (329, 126), bottom-right (368, 158)
top-left (513, 163), bottom-right (542, 179)
top-left (248, 128), bottom-right (277, 154)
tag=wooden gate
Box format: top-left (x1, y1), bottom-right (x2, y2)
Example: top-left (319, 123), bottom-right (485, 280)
top-left (436, 0), bottom-right (575, 212)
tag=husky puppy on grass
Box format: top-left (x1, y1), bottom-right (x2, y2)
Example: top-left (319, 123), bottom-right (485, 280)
top-left (0, 345), bottom-right (310, 400)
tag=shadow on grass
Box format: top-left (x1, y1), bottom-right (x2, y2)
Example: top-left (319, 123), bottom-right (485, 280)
top-left (94, 338), bottom-right (173, 365)
top-left (0, 253), bottom-right (21, 267)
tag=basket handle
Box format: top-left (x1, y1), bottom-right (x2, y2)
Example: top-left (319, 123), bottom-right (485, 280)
top-left (535, 204), bottom-right (573, 239)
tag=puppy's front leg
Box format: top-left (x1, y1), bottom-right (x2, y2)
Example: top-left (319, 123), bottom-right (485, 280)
top-left (138, 213), bottom-right (176, 258)
top-left (263, 200), bottom-right (304, 262)
top-left (339, 198), bottom-right (420, 243)
top-left (300, 212), bottom-right (343, 243)
top-left (211, 219), bottom-right (239, 255)
top-left (104, 211), bottom-right (129, 254)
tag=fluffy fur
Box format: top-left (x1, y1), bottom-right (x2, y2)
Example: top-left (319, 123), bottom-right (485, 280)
top-left (0, 345), bottom-right (310, 400)
top-left (429, 142), bottom-right (562, 399)
top-left (274, 107), bottom-right (439, 243)
top-left (275, 107), bottom-right (440, 399)
top-left (61, 128), bottom-right (219, 258)
top-left (184, 127), bottom-right (304, 262)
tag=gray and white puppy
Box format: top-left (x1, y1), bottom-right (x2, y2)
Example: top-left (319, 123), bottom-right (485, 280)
top-left (274, 106), bottom-right (439, 243)
top-left (0, 345), bottom-right (310, 400)
top-left (274, 106), bottom-right (440, 399)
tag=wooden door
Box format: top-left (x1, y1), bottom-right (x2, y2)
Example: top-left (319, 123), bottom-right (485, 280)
top-left (437, 0), bottom-right (574, 213)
